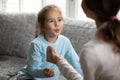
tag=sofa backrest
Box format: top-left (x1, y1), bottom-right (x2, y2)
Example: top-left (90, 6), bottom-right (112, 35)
top-left (0, 13), bottom-right (96, 58)
top-left (62, 18), bottom-right (96, 54)
top-left (0, 13), bottom-right (36, 58)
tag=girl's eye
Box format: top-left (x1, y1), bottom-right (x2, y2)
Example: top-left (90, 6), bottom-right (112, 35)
top-left (48, 20), bottom-right (54, 23)
top-left (50, 20), bottom-right (54, 22)
top-left (58, 18), bottom-right (63, 22)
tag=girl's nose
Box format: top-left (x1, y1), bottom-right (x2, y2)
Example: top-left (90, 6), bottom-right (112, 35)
top-left (54, 21), bottom-right (58, 27)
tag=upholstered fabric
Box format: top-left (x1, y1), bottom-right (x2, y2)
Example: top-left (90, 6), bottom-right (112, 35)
top-left (0, 55), bottom-right (26, 80)
top-left (0, 13), bottom-right (36, 58)
top-left (62, 18), bottom-right (96, 54)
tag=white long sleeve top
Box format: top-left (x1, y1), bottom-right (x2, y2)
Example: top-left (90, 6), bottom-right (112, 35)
top-left (57, 37), bottom-right (120, 80)
top-left (56, 23), bottom-right (120, 80)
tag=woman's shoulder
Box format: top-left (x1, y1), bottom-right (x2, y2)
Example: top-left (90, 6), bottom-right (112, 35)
top-left (81, 41), bottom-right (96, 55)
top-left (80, 38), bottom-right (112, 61)
top-left (82, 40), bottom-right (97, 50)
top-left (80, 39), bottom-right (104, 59)
top-left (80, 40), bottom-right (102, 67)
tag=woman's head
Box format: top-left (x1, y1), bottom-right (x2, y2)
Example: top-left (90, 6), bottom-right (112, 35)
top-left (82, 0), bottom-right (120, 22)
top-left (82, 0), bottom-right (120, 52)
top-left (36, 5), bottom-right (63, 37)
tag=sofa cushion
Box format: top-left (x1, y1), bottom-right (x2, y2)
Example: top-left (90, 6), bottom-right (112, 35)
top-left (0, 13), bottom-right (36, 58)
top-left (0, 55), bottom-right (67, 80)
top-left (0, 55), bottom-right (26, 80)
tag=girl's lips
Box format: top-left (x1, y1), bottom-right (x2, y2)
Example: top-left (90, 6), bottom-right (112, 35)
top-left (54, 29), bottom-right (60, 33)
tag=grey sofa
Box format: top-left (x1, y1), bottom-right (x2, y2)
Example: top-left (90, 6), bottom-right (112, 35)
top-left (0, 13), bottom-right (96, 80)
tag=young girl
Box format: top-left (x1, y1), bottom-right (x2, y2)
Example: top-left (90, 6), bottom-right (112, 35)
top-left (17, 5), bottom-right (82, 80)
top-left (47, 0), bottom-right (120, 80)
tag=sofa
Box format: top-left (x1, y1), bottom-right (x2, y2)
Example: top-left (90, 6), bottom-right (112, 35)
top-left (0, 13), bottom-right (96, 80)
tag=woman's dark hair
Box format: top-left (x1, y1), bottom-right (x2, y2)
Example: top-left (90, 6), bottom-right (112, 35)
top-left (84, 0), bottom-right (120, 52)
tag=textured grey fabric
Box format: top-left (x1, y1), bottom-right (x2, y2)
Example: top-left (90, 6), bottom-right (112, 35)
top-left (62, 18), bottom-right (96, 54)
top-left (0, 13), bottom-right (36, 58)
top-left (0, 13), bottom-right (96, 80)
top-left (0, 55), bottom-right (26, 80)
top-left (0, 13), bottom-right (96, 58)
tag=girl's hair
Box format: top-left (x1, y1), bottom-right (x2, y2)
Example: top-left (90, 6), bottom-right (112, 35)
top-left (84, 0), bottom-right (120, 52)
top-left (35, 5), bottom-right (62, 37)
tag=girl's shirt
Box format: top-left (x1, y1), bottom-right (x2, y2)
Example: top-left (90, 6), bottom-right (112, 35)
top-left (18, 34), bottom-right (82, 80)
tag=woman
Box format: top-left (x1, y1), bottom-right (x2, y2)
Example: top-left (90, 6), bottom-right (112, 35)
top-left (46, 0), bottom-right (120, 80)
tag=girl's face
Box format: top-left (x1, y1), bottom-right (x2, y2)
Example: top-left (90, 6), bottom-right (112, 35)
top-left (43, 9), bottom-right (63, 38)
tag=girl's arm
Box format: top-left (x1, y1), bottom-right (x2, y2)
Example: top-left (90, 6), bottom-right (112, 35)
top-left (64, 39), bottom-right (83, 75)
top-left (27, 42), bottom-right (48, 78)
